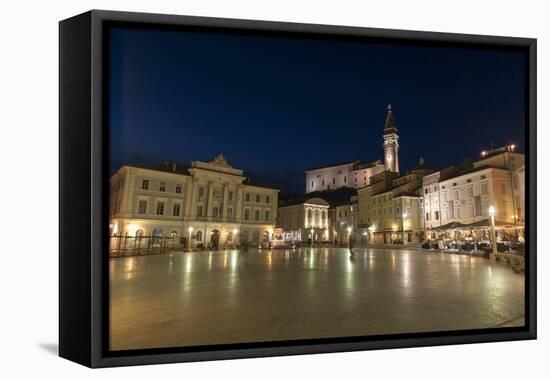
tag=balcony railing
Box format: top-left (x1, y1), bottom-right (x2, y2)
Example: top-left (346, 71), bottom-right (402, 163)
top-left (186, 215), bottom-right (239, 223)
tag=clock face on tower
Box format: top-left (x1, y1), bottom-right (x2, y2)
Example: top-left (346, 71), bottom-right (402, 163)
top-left (386, 154), bottom-right (392, 161)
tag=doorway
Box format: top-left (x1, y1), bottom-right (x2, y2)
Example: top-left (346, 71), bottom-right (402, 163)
top-left (210, 229), bottom-right (220, 250)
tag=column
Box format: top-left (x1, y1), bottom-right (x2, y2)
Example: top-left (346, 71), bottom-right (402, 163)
top-left (221, 183), bottom-right (228, 222)
top-left (183, 177), bottom-right (197, 219)
top-left (235, 184), bottom-right (244, 222)
top-left (205, 180), bottom-right (214, 217)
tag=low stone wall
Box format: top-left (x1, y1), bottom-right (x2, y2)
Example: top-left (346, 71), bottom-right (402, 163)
top-left (491, 252), bottom-right (525, 273)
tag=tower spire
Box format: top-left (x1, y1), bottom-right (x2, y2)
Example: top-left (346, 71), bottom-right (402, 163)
top-left (382, 104), bottom-right (399, 173)
top-left (384, 104), bottom-right (397, 133)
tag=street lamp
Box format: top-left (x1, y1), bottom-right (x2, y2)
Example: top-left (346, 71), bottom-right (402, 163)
top-left (488, 206), bottom-right (497, 256)
top-left (187, 226), bottom-right (193, 251)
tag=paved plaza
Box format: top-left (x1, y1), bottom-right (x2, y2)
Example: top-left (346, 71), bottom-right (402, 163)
top-left (109, 248), bottom-right (525, 351)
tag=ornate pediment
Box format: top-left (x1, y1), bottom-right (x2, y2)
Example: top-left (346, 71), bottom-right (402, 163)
top-left (190, 154), bottom-right (244, 178)
top-left (210, 154), bottom-right (232, 168)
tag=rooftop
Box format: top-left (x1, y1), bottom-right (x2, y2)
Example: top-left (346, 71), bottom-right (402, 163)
top-left (305, 160), bottom-right (359, 172)
top-left (279, 187), bottom-right (357, 208)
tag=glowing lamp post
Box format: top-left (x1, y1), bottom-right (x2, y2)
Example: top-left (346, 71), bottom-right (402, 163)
top-left (488, 206), bottom-right (497, 256)
top-left (187, 226), bottom-right (193, 251)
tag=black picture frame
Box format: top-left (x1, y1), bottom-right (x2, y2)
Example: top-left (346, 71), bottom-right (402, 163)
top-left (59, 9), bottom-right (537, 368)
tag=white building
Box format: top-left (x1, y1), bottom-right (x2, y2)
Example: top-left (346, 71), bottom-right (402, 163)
top-left (304, 160), bottom-right (386, 193)
top-left (109, 155), bottom-right (279, 250)
top-left (277, 198), bottom-right (331, 244)
top-left (304, 105), bottom-right (400, 193)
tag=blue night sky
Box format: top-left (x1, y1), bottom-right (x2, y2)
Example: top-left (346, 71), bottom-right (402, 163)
top-left (108, 26), bottom-right (527, 194)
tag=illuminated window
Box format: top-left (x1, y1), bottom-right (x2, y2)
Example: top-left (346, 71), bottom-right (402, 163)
top-left (196, 231), bottom-right (203, 241)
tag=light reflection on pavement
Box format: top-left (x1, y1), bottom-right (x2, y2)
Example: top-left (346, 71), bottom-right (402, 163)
top-left (109, 248), bottom-right (525, 351)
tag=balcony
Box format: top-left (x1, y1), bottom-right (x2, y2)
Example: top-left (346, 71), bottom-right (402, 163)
top-left (187, 215), bottom-right (239, 223)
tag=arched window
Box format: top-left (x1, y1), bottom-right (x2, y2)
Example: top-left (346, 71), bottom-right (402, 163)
top-left (195, 231), bottom-right (203, 241)
top-left (135, 229), bottom-right (144, 238)
top-left (152, 228), bottom-right (163, 246)
top-left (170, 230), bottom-right (178, 238)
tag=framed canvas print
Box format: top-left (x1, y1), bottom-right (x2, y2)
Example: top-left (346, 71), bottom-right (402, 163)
top-left (59, 10), bottom-right (537, 368)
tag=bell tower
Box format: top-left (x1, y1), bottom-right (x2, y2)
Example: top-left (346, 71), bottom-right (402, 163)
top-left (383, 104), bottom-right (399, 173)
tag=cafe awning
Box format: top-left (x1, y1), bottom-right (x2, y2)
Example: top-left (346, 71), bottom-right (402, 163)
top-left (429, 218), bottom-right (522, 231)
top-left (430, 221), bottom-right (466, 231)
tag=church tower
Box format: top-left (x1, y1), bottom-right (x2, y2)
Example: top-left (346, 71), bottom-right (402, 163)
top-left (383, 104), bottom-right (399, 173)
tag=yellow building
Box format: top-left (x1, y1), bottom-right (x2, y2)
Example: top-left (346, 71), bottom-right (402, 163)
top-left (423, 148), bottom-right (525, 241)
top-left (357, 163), bottom-right (431, 245)
top-left (109, 155), bottom-right (278, 251)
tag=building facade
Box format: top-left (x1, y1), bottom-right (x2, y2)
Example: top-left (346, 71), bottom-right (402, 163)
top-left (277, 198), bottom-right (332, 244)
top-left (422, 148), bottom-right (525, 240)
top-left (109, 155), bottom-right (279, 250)
top-left (305, 160), bottom-right (385, 193)
top-left (356, 164), bottom-right (430, 245)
